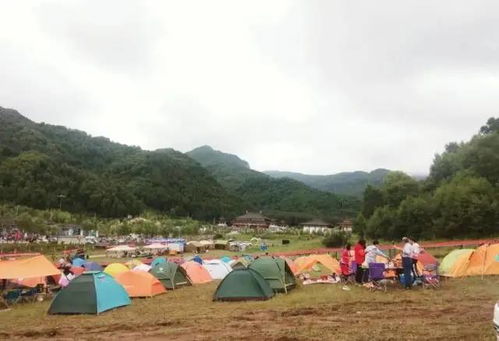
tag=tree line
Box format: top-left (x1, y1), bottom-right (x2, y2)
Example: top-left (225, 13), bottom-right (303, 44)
top-left (355, 117), bottom-right (499, 240)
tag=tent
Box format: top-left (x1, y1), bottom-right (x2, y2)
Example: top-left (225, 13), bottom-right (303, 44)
top-left (150, 262), bottom-right (191, 289)
top-left (229, 258), bottom-right (250, 270)
top-left (0, 255), bottom-right (60, 280)
top-left (106, 245), bottom-right (136, 253)
top-left (104, 263), bottom-right (129, 277)
top-left (294, 254), bottom-right (340, 275)
top-left (48, 272), bottom-right (131, 314)
top-left (151, 257), bottom-right (167, 268)
top-left (125, 259), bottom-right (143, 269)
top-left (439, 249), bottom-right (474, 276)
top-left (133, 264), bottom-right (152, 272)
top-left (203, 259), bottom-right (232, 279)
top-left (281, 257), bottom-right (298, 276)
top-left (192, 255), bottom-right (203, 264)
top-left (249, 257), bottom-right (296, 293)
top-left (181, 261), bottom-right (212, 284)
top-left (462, 243), bottom-right (499, 276)
top-left (83, 262), bottom-right (103, 271)
top-left (115, 271), bottom-right (166, 297)
top-left (144, 243), bottom-right (168, 250)
top-left (213, 268), bottom-right (274, 301)
top-left (220, 256), bottom-right (232, 263)
top-left (185, 241), bottom-right (207, 253)
top-left (72, 257), bottom-right (86, 267)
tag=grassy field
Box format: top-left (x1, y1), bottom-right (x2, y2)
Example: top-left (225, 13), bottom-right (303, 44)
top-left (1, 276), bottom-right (498, 340)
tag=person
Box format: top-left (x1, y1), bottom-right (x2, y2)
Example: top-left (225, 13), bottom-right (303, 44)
top-left (410, 238), bottom-right (421, 278)
top-left (353, 239), bottom-right (366, 283)
top-left (340, 243), bottom-right (352, 288)
top-left (365, 240), bottom-right (389, 265)
top-left (398, 237), bottom-right (413, 289)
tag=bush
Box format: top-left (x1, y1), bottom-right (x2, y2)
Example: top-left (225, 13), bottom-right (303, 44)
top-left (322, 231), bottom-right (351, 248)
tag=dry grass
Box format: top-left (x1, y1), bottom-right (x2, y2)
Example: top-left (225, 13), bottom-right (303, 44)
top-left (1, 276), bottom-right (498, 340)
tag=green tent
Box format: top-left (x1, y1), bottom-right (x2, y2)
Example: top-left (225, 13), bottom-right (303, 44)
top-left (48, 272), bottom-right (131, 315)
top-left (249, 257), bottom-right (296, 293)
top-left (213, 268), bottom-right (274, 301)
top-left (439, 249), bottom-right (474, 275)
top-left (150, 262), bottom-right (191, 289)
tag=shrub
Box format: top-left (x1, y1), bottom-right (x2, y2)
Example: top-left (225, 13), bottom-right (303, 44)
top-left (322, 231), bottom-right (351, 248)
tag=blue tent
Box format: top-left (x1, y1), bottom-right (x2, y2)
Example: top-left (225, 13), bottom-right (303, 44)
top-left (220, 256), bottom-right (232, 263)
top-left (83, 261), bottom-right (103, 271)
top-left (48, 271), bottom-right (131, 314)
top-left (151, 257), bottom-right (167, 268)
top-left (192, 255), bottom-right (203, 264)
top-left (72, 257), bottom-right (86, 267)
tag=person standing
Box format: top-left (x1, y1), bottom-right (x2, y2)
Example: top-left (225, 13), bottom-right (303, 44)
top-left (410, 238), bottom-right (421, 279)
top-left (365, 240), bottom-right (389, 265)
top-left (354, 239), bottom-right (366, 283)
top-left (401, 237), bottom-right (414, 289)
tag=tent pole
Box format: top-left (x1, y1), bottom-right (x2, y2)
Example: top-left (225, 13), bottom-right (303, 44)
top-left (481, 244), bottom-right (487, 280)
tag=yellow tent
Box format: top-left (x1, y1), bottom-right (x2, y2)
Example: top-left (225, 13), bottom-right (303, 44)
top-left (125, 259), bottom-right (143, 270)
top-left (294, 254), bottom-right (340, 274)
top-left (104, 263), bottom-right (129, 277)
top-left (440, 250), bottom-right (474, 277)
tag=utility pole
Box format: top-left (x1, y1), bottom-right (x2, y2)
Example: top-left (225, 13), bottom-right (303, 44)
top-left (57, 194), bottom-right (66, 210)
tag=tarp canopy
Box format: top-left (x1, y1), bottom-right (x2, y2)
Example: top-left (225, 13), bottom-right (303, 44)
top-left (48, 271), bottom-right (131, 314)
top-left (107, 245), bottom-right (137, 252)
top-left (203, 259), bottom-right (232, 279)
top-left (0, 255), bottom-right (60, 280)
top-left (248, 257), bottom-right (296, 293)
top-left (150, 262), bottom-right (191, 289)
top-left (115, 271), bottom-right (166, 297)
top-left (294, 254), bottom-right (340, 275)
top-left (213, 268), bottom-right (274, 301)
top-left (181, 261), bottom-right (212, 284)
top-left (144, 243), bottom-right (168, 250)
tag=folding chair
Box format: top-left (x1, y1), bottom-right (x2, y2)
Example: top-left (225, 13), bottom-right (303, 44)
top-left (421, 264), bottom-right (440, 289)
top-left (368, 263), bottom-right (387, 292)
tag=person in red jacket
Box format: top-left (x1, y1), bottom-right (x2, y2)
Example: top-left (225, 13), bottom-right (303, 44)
top-left (354, 239), bottom-right (366, 283)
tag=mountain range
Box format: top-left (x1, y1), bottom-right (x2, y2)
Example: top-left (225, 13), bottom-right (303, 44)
top-left (0, 106), bottom-right (393, 223)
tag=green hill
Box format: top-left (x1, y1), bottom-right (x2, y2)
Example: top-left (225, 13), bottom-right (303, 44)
top-left (264, 169), bottom-right (390, 197)
top-left (187, 146), bottom-right (360, 222)
top-left (0, 107), bottom-right (242, 219)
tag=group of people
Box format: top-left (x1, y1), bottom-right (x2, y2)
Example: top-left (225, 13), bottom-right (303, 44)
top-left (340, 237), bottom-right (422, 289)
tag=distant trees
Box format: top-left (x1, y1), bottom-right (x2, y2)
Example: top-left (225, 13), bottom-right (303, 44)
top-left (358, 117), bottom-right (499, 240)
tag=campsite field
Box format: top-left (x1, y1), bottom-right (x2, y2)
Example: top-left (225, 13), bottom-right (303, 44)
top-left (1, 276), bottom-right (498, 340)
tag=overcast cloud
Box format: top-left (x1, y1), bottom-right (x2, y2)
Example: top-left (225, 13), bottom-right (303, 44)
top-left (1, 1), bottom-right (498, 175)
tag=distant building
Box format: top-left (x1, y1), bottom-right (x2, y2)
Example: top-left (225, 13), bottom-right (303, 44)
top-left (301, 219), bottom-right (332, 234)
top-left (232, 212), bottom-right (271, 229)
top-left (336, 219), bottom-right (353, 232)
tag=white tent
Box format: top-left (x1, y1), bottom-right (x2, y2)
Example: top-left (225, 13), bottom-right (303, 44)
top-left (106, 245), bottom-right (137, 252)
top-left (143, 243), bottom-right (168, 250)
top-left (202, 259), bottom-right (232, 279)
top-left (133, 264), bottom-right (152, 272)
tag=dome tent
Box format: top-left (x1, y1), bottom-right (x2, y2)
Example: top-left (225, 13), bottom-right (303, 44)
top-left (181, 261), bottom-right (212, 284)
top-left (48, 272), bottom-right (130, 315)
top-left (213, 268), bottom-right (274, 301)
top-left (115, 271), bottom-right (166, 297)
top-left (249, 257), bottom-right (296, 293)
top-left (150, 262), bottom-right (191, 289)
top-left (439, 249), bottom-right (474, 276)
top-left (151, 257), bottom-right (167, 268)
top-left (104, 263), bottom-right (129, 277)
top-left (203, 259), bottom-right (232, 279)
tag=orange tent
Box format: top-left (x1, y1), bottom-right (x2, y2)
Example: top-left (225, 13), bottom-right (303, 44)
top-left (463, 243), bottom-right (499, 276)
top-left (115, 270), bottom-right (166, 297)
top-left (295, 254), bottom-right (341, 274)
top-left (0, 255), bottom-right (60, 280)
top-left (181, 261), bottom-right (212, 284)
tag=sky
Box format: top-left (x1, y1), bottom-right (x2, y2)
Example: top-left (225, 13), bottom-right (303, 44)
top-left (1, 1), bottom-right (498, 175)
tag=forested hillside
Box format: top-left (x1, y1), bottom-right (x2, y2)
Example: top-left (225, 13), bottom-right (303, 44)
top-left (355, 117), bottom-right (499, 239)
top-left (264, 169), bottom-right (390, 197)
top-left (187, 146), bottom-right (360, 223)
top-left (0, 107), bottom-right (242, 220)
